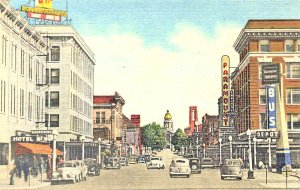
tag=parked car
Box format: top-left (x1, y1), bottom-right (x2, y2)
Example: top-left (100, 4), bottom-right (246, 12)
top-left (147, 156), bottom-right (165, 169)
top-left (83, 158), bottom-right (100, 176)
top-left (74, 160), bottom-right (88, 181)
top-left (119, 157), bottom-right (129, 166)
top-left (51, 161), bottom-right (81, 184)
top-left (169, 158), bottom-right (191, 178)
top-left (220, 159), bottom-right (243, 180)
top-left (106, 157), bottom-right (121, 169)
top-left (201, 157), bottom-right (214, 169)
top-left (128, 155), bottom-right (137, 164)
top-left (137, 156), bottom-right (146, 163)
top-left (188, 158), bottom-right (201, 174)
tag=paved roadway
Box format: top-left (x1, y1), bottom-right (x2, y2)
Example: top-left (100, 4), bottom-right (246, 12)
top-left (41, 150), bottom-right (300, 190)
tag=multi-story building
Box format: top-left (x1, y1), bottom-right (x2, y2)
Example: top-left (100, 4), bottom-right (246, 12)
top-left (93, 92), bottom-right (125, 144)
top-left (35, 25), bottom-right (95, 142)
top-left (232, 20), bottom-right (300, 168)
top-left (202, 114), bottom-right (218, 146)
top-left (0, 0), bottom-right (47, 165)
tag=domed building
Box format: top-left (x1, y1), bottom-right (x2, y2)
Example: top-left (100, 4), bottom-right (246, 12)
top-left (164, 110), bottom-right (173, 132)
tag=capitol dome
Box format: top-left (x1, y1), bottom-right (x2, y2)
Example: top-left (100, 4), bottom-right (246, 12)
top-left (164, 110), bottom-right (172, 120)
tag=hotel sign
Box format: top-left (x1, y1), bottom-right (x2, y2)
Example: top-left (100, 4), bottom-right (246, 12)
top-left (221, 55), bottom-right (230, 127)
top-left (11, 136), bottom-right (37, 142)
top-left (262, 64), bottom-right (280, 84)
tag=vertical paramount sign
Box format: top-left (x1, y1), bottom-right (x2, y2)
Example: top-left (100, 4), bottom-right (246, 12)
top-left (221, 55), bottom-right (230, 127)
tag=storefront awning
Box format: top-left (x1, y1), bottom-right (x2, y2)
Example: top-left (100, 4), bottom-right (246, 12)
top-left (15, 143), bottom-right (63, 156)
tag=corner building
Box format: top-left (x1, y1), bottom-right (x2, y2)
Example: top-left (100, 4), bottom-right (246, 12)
top-left (232, 20), bottom-right (300, 166)
top-left (35, 25), bottom-right (95, 142)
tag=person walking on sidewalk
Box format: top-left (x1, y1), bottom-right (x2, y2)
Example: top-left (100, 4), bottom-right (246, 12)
top-left (23, 158), bottom-right (30, 182)
top-left (9, 163), bottom-right (17, 185)
top-left (46, 154), bottom-right (52, 179)
top-left (31, 156), bottom-right (39, 177)
top-left (16, 156), bottom-right (23, 178)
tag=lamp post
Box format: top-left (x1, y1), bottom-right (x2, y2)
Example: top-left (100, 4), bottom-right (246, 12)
top-left (246, 129), bottom-right (254, 179)
top-left (253, 137), bottom-right (257, 169)
top-left (219, 138), bottom-right (222, 166)
top-left (81, 135), bottom-right (86, 161)
top-left (98, 137), bottom-right (101, 164)
top-left (195, 121), bottom-right (200, 158)
top-left (52, 129), bottom-right (58, 173)
top-left (268, 138), bottom-right (272, 168)
top-left (110, 103), bottom-right (116, 143)
top-left (228, 135), bottom-right (233, 159)
top-left (203, 143), bottom-right (206, 158)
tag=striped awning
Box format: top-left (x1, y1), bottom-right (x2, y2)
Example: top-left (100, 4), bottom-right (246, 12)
top-left (15, 143), bottom-right (63, 156)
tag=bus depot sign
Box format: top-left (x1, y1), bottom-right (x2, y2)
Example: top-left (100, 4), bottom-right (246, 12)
top-left (256, 130), bottom-right (280, 139)
top-left (267, 86), bottom-right (276, 129)
top-left (262, 64), bottom-right (280, 84)
top-left (221, 55), bottom-right (230, 127)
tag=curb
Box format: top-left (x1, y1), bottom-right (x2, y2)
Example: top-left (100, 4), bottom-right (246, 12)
top-left (1, 182), bottom-right (51, 190)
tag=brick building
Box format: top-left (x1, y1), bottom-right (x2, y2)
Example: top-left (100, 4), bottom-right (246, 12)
top-left (202, 114), bottom-right (218, 146)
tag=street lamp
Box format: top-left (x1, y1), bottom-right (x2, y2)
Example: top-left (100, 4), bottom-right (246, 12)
top-left (52, 129), bottom-right (59, 173)
top-left (195, 121), bottom-right (200, 158)
top-left (98, 137), bottom-right (101, 164)
top-left (267, 137), bottom-right (272, 168)
top-left (203, 143), bottom-right (206, 158)
top-left (81, 135), bottom-right (86, 161)
top-left (246, 129), bottom-right (254, 179)
top-left (219, 137), bottom-right (222, 165)
top-left (228, 135), bottom-right (233, 159)
top-left (110, 103), bottom-right (116, 143)
top-left (253, 137), bottom-right (257, 169)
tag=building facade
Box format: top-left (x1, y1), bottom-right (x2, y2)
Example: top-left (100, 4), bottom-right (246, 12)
top-left (35, 25), bottom-right (95, 142)
top-left (93, 92), bottom-right (125, 144)
top-left (232, 20), bottom-right (300, 168)
top-left (0, 0), bottom-right (47, 165)
top-left (202, 114), bottom-right (218, 146)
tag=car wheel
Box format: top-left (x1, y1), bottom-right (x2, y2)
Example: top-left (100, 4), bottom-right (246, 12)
top-left (75, 175), bottom-right (79, 183)
top-left (186, 175), bottom-right (190, 178)
top-left (221, 176), bottom-right (224, 180)
top-left (237, 177), bottom-right (242, 180)
top-left (162, 165), bottom-right (165, 169)
top-left (170, 174), bottom-right (173, 178)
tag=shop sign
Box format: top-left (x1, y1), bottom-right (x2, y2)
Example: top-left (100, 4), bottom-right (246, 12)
top-left (221, 55), bottom-right (230, 127)
top-left (256, 130), bottom-right (280, 139)
top-left (262, 64), bottom-right (280, 84)
top-left (11, 136), bottom-right (37, 142)
top-left (31, 130), bottom-right (53, 135)
top-left (267, 86), bottom-right (276, 129)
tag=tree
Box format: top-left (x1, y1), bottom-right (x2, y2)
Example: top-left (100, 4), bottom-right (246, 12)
top-left (141, 122), bottom-right (167, 150)
top-left (171, 128), bottom-right (188, 150)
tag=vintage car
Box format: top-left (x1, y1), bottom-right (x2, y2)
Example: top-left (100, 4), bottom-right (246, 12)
top-left (201, 157), bottom-right (214, 169)
top-left (137, 156), bottom-right (146, 163)
top-left (147, 157), bottom-right (165, 169)
top-left (83, 158), bottom-right (100, 176)
top-left (169, 158), bottom-right (191, 178)
top-left (51, 161), bottom-right (81, 184)
top-left (220, 159), bottom-right (243, 180)
top-left (188, 158), bottom-right (201, 174)
top-left (119, 157), bottom-right (129, 166)
top-left (74, 160), bottom-right (88, 181)
top-left (106, 157), bottom-right (121, 169)
top-left (128, 155), bottom-right (137, 164)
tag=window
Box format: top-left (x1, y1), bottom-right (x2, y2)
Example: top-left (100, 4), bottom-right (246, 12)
top-left (286, 62), bottom-right (300, 79)
top-left (260, 113), bottom-right (267, 129)
top-left (19, 89), bottom-right (24, 118)
top-left (11, 44), bottom-right (17, 71)
top-left (20, 49), bottom-right (25, 75)
top-left (2, 35), bottom-right (7, 66)
top-left (10, 85), bottom-right (16, 115)
top-left (51, 69), bottom-right (60, 84)
top-left (101, 111), bottom-right (105, 124)
top-left (45, 114), bottom-right (49, 128)
top-left (46, 114), bottom-right (59, 127)
top-left (50, 46), bottom-right (60, 61)
top-left (259, 88), bottom-right (267, 105)
top-left (46, 69), bottom-right (49, 84)
top-left (28, 92), bottom-right (32, 120)
top-left (0, 143), bottom-right (8, 165)
top-left (287, 89), bottom-right (300, 104)
top-left (287, 114), bottom-right (300, 130)
top-left (0, 80), bottom-right (6, 113)
top-left (259, 40), bottom-right (269, 52)
top-left (45, 92), bottom-right (49, 107)
top-left (50, 91), bottom-right (59, 107)
top-left (29, 55), bottom-right (33, 80)
top-left (96, 112), bottom-right (100, 124)
top-left (285, 40), bottom-right (294, 52)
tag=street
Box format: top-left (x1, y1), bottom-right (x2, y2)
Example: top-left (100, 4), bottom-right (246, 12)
top-left (40, 150), bottom-right (300, 190)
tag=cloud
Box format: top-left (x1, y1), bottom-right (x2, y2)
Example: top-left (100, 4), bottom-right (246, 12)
top-left (84, 22), bottom-right (241, 130)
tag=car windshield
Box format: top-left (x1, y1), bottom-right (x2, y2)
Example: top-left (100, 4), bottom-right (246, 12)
top-left (58, 162), bottom-right (73, 168)
top-left (176, 160), bottom-right (186, 163)
top-left (202, 159), bottom-right (212, 163)
top-left (151, 157), bottom-right (159, 160)
top-left (84, 160), bottom-right (93, 165)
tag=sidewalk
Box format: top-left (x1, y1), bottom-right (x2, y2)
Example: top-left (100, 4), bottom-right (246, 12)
top-left (0, 166), bottom-right (51, 190)
top-left (246, 168), bottom-right (300, 189)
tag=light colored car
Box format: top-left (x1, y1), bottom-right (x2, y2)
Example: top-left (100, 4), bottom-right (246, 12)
top-left (220, 159), bottom-right (243, 180)
top-left (83, 158), bottom-right (100, 176)
top-left (169, 158), bottom-right (191, 178)
top-left (119, 157), bottom-right (129, 166)
top-left (147, 157), bottom-right (165, 169)
top-left (128, 155), bottom-right (137, 164)
top-left (201, 158), bottom-right (214, 169)
top-left (51, 161), bottom-right (81, 184)
top-left (106, 157), bottom-right (121, 169)
top-left (74, 160), bottom-right (88, 181)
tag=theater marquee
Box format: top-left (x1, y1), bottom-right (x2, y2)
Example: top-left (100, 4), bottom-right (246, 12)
top-left (221, 55), bottom-right (230, 127)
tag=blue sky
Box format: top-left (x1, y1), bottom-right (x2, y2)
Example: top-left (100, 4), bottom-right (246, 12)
top-left (10, 0), bottom-right (300, 129)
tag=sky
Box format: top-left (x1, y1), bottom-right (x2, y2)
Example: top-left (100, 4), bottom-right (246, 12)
top-left (10, 0), bottom-right (300, 130)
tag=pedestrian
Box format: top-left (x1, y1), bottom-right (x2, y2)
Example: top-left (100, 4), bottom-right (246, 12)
top-left (16, 156), bottom-right (23, 178)
top-left (31, 156), bottom-right (38, 177)
top-left (238, 157), bottom-right (244, 168)
top-left (258, 160), bottom-right (265, 169)
top-left (46, 155), bottom-right (52, 179)
top-left (23, 158), bottom-right (30, 182)
top-left (9, 163), bottom-right (17, 185)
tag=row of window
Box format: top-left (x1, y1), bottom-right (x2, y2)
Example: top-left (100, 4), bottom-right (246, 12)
top-left (1, 35), bottom-right (45, 84)
top-left (260, 113), bottom-right (300, 130)
top-left (70, 115), bottom-right (92, 135)
top-left (259, 62), bottom-right (300, 79)
top-left (0, 80), bottom-right (43, 121)
top-left (95, 111), bottom-right (114, 124)
top-left (71, 71), bottom-right (92, 99)
top-left (259, 88), bottom-right (300, 105)
top-left (71, 93), bottom-right (92, 118)
top-left (72, 47), bottom-right (94, 83)
top-left (259, 40), bottom-right (300, 52)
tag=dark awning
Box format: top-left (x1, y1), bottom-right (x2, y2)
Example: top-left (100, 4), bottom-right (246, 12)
top-left (15, 143), bottom-right (63, 156)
